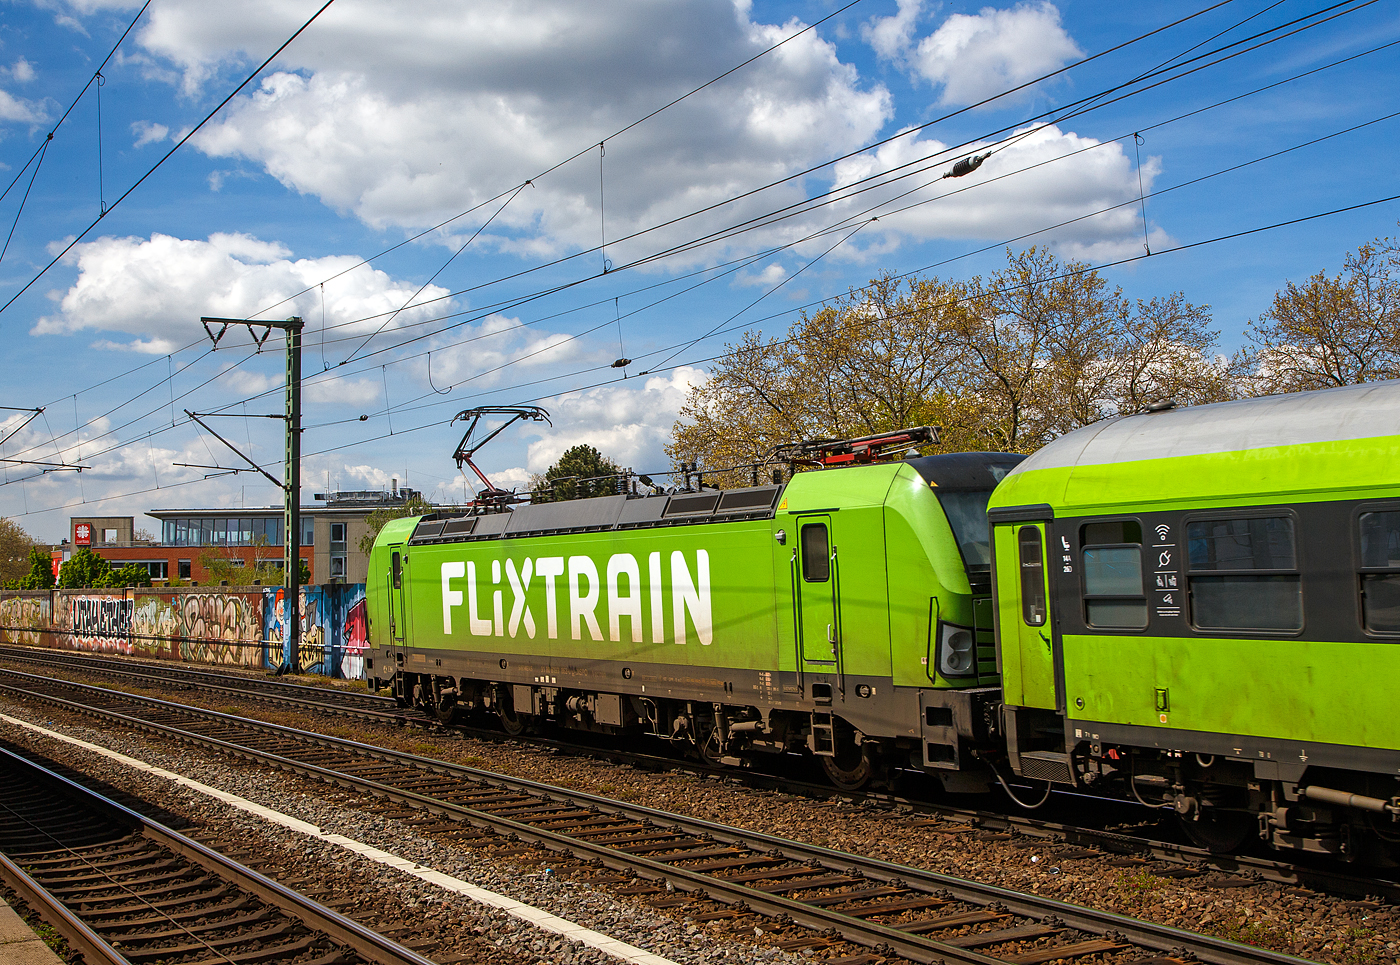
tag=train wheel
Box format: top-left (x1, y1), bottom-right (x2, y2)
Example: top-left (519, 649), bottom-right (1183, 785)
top-left (821, 743), bottom-right (875, 791)
top-left (435, 699), bottom-right (461, 725)
top-left (1178, 809), bottom-right (1253, 852)
top-left (498, 698), bottom-right (526, 736)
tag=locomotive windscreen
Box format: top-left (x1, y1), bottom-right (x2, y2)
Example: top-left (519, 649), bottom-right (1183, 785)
top-left (905, 452), bottom-right (1026, 574)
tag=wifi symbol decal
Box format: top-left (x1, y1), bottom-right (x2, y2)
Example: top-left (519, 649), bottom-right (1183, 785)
top-left (1154, 524), bottom-right (1171, 542)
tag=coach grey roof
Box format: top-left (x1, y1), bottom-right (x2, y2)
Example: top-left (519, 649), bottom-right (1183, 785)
top-left (1008, 380), bottom-right (1400, 476)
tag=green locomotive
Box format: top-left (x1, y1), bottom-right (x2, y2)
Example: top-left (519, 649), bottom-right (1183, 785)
top-left (366, 449), bottom-right (1022, 790)
top-left (989, 382), bottom-right (1400, 855)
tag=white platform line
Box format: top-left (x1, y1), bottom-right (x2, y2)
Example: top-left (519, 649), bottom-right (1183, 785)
top-left (0, 713), bottom-right (680, 965)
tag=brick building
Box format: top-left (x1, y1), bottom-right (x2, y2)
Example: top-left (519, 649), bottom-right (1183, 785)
top-left (66, 487), bottom-right (429, 585)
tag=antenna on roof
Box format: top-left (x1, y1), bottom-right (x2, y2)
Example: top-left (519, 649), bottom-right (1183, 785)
top-left (450, 405), bottom-right (551, 509)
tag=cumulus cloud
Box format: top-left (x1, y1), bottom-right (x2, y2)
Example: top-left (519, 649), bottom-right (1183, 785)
top-left (103, 0), bottom-right (892, 265)
top-left (131, 120), bottom-right (169, 146)
top-left (9, 59), bottom-right (36, 83)
top-left (831, 124), bottom-right (1166, 259)
top-left (908, 2), bottom-right (1081, 106)
top-left (862, 0), bottom-right (923, 62)
top-left (521, 366), bottom-right (706, 474)
top-left (33, 231), bottom-right (454, 351)
top-left (0, 89), bottom-right (44, 123)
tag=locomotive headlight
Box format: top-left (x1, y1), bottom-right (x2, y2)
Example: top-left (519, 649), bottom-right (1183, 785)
top-left (938, 623), bottom-right (976, 677)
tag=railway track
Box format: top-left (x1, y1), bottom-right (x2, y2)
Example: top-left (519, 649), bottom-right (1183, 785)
top-left (3, 644), bottom-right (1392, 908)
top-left (0, 740), bottom-right (437, 965)
top-left (0, 665), bottom-right (1318, 965)
top-left (0, 643), bottom-right (404, 720)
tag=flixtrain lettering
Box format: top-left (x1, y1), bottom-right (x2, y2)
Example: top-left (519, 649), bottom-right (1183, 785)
top-left (440, 551), bottom-right (711, 645)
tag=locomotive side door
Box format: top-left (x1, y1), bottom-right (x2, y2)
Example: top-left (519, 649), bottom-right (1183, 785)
top-left (794, 516), bottom-right (840, 666)
top-left (388, 545), bottom-right (407, 647)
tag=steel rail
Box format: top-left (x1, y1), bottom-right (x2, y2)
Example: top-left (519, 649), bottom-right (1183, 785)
top-left (5, 645), bottom-right (1391, 904)
top-left (0, 742), bottom-right (439, 965)
top-left (0, 644), bottom-right (403, 718)
top-left (0, 668), bottom-right (1317, 965)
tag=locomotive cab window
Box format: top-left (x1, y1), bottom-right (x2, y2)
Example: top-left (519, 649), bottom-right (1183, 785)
top-left (1017, 526), bottom-right (1046, 626)
top-left (800, 524), bottom-right (830, 582)
top-left (391, 551), bottom-right (402, 590)
top-left (1080, 520), bottom-right (1146, 628)
top-left (1187, 516), bottom-right (1301, 632)
top-left (1357, 510), bottom-right (1400, 633)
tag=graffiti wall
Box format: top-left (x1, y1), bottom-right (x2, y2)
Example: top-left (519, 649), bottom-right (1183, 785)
top-left (0, 593), bottom-right (51, 646)
top-left (0, 585), bottom-right (364, 677)
top-left (262, 583), bottom-right (367, 679)
top-left (58, 593), bottom-right (134, 654)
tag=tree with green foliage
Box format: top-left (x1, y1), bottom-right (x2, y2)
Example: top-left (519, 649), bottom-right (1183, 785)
top-left (358, 493), bottom-right (435, 556)
top-left (531, 445), bottom-right (622, 502)
top-left (0, 517), bottom-right (36, 585)
top-left (198, 546), bottom-right (310, 586)
top-left (55, 548), bottom-right (151, 589)
top-left (8, 547), bottom-right (55, 590)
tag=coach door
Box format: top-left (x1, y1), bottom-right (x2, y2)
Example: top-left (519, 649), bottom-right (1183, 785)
top-left (991, 519), bottom-right (1059, 712)
top-left (794, 516), bottom-right (841, 668)
top-left (388, 546), bottom-right (407, 646)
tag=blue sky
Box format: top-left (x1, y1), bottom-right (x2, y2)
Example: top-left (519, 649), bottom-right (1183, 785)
top-left (1, 0), bottom-right (1397, 541)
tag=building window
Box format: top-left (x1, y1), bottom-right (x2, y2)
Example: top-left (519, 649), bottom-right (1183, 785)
top-left (1358, 510), bottom-right (1400, 633)
top-left (1080, 520), bottom-right (1146, 628)
top-left (102, 528), bottom-right (118, 543)
top-left (178, 560), bottom-right (191, 579)
top-left (330, 522), bottom-right (346, 549)
top-left (331, 555), bottom-right (347, 578)
top-left (301, 517), bottom-right (315, 546)
top-left (1187, 516), bottom-right (1301, 631)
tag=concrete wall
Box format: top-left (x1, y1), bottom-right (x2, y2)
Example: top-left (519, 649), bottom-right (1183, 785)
top-left (0, 584), bottom-right (368, 679)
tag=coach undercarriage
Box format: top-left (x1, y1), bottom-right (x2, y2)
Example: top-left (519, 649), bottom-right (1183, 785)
top-left (1072, 740), bottom-right (1400, 862)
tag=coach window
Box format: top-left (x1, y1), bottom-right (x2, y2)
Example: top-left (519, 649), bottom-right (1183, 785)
top-left (1187, 516), bottom-right (1301, 631)
top-left (1017, 526), bottom-right (1047, 626)
top-left (801, 523), bottom-right (830, 582)
top-left (1358, 510), bottom-right (1400, 633)
top-left (1080, 520), bottom-right (1147, 628)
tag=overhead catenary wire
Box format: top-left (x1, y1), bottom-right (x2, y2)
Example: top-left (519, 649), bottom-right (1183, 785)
top-left (227, 0), bottom-right (1378, 376)
top-left (0, 0), bottom-right (341, 318)
top-left (9, 0), bottom-right (1325, 443)
top-left (216, 28), bottom-right (1400, 425)
top-left (5, 1), bottom-right (1377, 490)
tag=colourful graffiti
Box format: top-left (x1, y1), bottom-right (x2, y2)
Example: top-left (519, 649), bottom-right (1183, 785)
top-left (0, 584), bottom-right (364, 678)
top-left (177, 591), bottom-right (263, 666)
top-left (263, 584), bottom-right (368, 679)
top-left (0, 594), bottom-right (50, 646)
top-left (64, 595), bottom-right (134, 654)
top-left (340, 596), bottom-right (369, 680)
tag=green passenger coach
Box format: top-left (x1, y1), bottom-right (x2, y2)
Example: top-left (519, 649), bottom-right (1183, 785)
top-left (367, 452), bottom-right (1022, 790)
top-left (989, 382), bottom-right (1400, 855)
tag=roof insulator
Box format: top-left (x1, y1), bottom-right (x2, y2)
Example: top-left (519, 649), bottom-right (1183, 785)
top-left (1146, 399), bottom-right (1177, 412)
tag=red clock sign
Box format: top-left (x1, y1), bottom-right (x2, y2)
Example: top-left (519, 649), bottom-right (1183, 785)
top-left (75, 523), bottom-right (92, 545)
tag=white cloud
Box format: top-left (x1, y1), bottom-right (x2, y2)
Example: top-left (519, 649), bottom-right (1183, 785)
top-left (131, 120), bottom-right (169, 147)
top-left (862, 0), bottom-right (923, 62)
top-left (734, 263), bottom-right (790, 288)
top-left (0, 89), bottom-right (44, 123)
top-left (831, 124), bottom-right (1167, 257)
top-left (521, 366), bottom-right (706, 474)
top-left (32, 231), bottom-right (454, 350)
top-left (9, 59), bottom-right (36, 83)
top-left (908, 2), bottom-right (1081, 106)
top-left (110, 0), bottom-right (891, 264)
